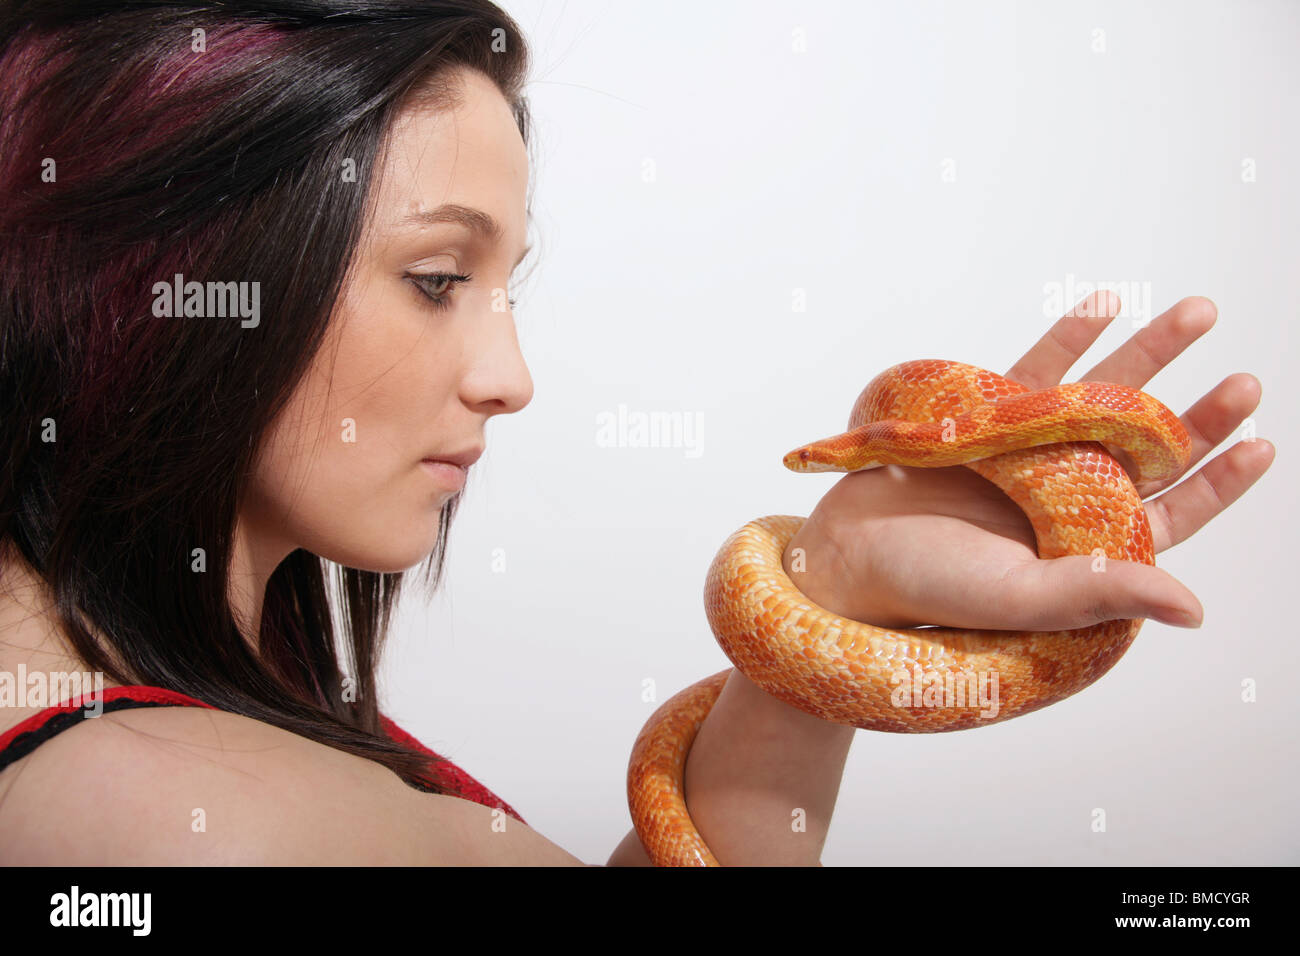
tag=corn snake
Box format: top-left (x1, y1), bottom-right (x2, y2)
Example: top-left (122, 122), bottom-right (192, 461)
top-left (626, 359), bottom-right (1191, 867)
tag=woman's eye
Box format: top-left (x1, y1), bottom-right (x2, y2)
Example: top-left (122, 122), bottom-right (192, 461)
top-left (409, 271), bottom-right (471, 310)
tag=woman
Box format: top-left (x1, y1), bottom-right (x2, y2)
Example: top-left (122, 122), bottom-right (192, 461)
top-left (0, 0), bottom-right (1273, 865)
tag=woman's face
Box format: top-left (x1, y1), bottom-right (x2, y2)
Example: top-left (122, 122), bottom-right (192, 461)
top-left (245, 66), bottom-right (534, 574)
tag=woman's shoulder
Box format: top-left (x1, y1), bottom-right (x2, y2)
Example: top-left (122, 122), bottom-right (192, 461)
top-left (0, 703), bottom-right (399, 863)
top-left (0, 702), bottom-right (583, 865)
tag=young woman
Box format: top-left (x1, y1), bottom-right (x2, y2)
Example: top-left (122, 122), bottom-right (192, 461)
top-left (0, 0), bottom-right (1273, 865)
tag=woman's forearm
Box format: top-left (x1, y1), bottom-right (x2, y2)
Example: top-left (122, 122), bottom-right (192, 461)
top-left (610, 527), bottom-right (857, 867)
top-left (608, 665), bottom-right (856, 866)
top-left (681, 665), bottom-right (855, 865)
top-left (679, 523), bottom-right (859, 865)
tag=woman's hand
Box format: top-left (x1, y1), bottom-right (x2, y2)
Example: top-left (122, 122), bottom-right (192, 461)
top-left (784, 294), bottom-right (1274, 632)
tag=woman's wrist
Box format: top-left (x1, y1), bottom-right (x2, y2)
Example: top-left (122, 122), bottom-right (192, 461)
top-left (782, 514), bottom-right (848, 616)
top-left (782, 503), bottom-right (918, 630)
top-left (782, 511), bottom-right (878, 625)
top-left (722, 662), bottom-right (853, 740)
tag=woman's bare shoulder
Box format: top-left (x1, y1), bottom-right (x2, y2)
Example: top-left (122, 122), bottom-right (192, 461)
top-left (0, 704), bottom-right (585, 866)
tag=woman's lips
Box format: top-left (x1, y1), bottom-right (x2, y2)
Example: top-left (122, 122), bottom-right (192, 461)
top-left (420, 459), bottom-right (467, 490)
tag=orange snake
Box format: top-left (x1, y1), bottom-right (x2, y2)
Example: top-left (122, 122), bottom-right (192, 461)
top-left (626, 359), bottom-right (1191, 866)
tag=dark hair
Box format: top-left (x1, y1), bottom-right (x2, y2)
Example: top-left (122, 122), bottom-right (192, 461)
top-left (0, 0), bottom-right (531, 794)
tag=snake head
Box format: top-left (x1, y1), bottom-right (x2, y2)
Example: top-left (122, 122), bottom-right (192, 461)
top-left (784, 425), bottom-right (887, 473)
top-left (783, 441), bottom-right (859, 473)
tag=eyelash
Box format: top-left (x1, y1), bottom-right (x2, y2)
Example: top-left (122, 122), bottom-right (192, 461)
top-left (408, 271), bottom-right (518, 311)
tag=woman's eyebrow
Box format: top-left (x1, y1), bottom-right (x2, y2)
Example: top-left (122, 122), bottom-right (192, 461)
top-left (398, 202), bottom-right (530, 266)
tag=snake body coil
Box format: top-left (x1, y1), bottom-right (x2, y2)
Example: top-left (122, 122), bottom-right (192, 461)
top-left (627, 360), bottom-right (1191, 867)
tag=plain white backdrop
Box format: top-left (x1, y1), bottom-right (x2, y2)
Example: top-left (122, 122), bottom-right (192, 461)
top-left (375, 0), bottom-right (1299, 865)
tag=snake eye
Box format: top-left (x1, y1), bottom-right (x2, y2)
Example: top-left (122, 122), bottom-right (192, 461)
top-left (800, 450), bottom-right (809, 460)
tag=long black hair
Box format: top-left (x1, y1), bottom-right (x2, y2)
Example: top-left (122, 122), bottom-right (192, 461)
top-left (0, 0), bottom-right (532, 794)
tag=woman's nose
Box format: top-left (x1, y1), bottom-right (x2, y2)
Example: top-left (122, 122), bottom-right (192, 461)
top-left (461, 307), bottom-right (533, 416)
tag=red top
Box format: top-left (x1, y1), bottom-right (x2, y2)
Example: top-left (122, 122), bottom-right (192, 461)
top-left (0, 684), bottom-right (524, 824)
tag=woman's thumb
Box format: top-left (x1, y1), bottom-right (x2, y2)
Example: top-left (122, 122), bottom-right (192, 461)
top-left (996, 554), bottom-right (1203, 630)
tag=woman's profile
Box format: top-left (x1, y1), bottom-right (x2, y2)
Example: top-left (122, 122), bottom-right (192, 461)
top-left (0, 0), bottom-right (1274, 867)
top-left (0, 0), bottom-right (601, 864)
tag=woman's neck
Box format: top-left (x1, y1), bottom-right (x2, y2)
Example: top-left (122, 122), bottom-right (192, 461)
top-left (0, 543), bottom-right (123, 691)
top-left (0, 518), bottom-right (294, 682)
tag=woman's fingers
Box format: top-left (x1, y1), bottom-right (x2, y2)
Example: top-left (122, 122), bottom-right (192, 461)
top-left (994, 554), bottom-right (1203, 630)
top-left (1145, 438), bottom-right (1276, 553)
top-left (1132, 372), bottom-right (1264, 498)
top-left (1008, 294), bottom-right (1255, 497)
top-left (1077, 296), bottom-right (1217, 388)
top-left (1005, 293), bottom-right (1218, 393)
top-left (1004, 291), bottom-right (1121, 389)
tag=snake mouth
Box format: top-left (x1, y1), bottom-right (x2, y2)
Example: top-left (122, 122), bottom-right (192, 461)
top-left (783, 446), bottom-right (837, 472)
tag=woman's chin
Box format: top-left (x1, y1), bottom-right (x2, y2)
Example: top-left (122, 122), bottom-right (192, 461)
top-left (371, 541), bottom-right (441, 574)
top-left (318, 529), bottom-right (444, 575)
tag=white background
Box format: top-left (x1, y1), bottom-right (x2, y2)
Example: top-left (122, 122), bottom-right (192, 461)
top-left (377, 0), bottom-right (1299, 865)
